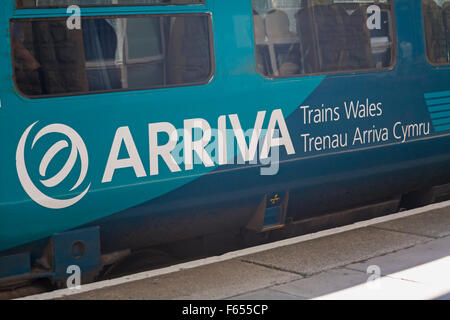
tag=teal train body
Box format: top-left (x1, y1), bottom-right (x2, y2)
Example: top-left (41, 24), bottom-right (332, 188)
top-left (1, 0), bottom-right (450, 285)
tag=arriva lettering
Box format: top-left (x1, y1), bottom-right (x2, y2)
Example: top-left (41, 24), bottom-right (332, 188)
top-left (102, 109), bottom-right (295, 183)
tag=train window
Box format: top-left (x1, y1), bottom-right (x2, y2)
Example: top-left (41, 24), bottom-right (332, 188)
top-left (16, 0), bottom-right (204, 9)
top-left (423, 0), bottom-right (450, 65)
top-left (11, 14), bottom-right (213, 97)
top-left (252, 0), bottom-right (395, 77)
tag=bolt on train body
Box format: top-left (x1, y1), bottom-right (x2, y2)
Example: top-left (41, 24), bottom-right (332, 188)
top-left (1, 0), bottom-right (450, 287)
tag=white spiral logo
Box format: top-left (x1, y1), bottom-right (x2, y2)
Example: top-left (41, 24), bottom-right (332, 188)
top-left (16, 122), bottom-right (90, 209)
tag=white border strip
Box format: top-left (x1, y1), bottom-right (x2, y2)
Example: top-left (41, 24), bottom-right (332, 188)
top-left (18, 199), bottom-right (450, 300)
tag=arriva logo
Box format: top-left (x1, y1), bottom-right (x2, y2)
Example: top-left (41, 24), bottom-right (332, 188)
top-left (15, 109), bottom-right (294, 208)
top-left (16, 122), bottom-right (90, 209)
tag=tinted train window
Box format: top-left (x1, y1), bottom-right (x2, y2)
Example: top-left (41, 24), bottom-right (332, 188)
top-left (423, 0), bottom-right (450, 64)
top-left (12, 14), bottom-right (213, 97)
top-left (16, 0), bottom-right (203, 8)
top-left (252, 0), bottom-right (395, 77)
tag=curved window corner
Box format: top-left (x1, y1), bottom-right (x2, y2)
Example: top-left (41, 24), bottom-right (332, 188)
top-left (252, 0), bottom-right (395, 78)
top-left (11, 14), bottom-right (213, 98)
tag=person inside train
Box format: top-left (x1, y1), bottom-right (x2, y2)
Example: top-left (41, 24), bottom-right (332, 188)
top-left (423, 0), bottom-right (450, 63)
top-left (167, 15), bottom-right (211, 84)
top-left (82, 18), bottom-right (120, 91)
top-left (295, 0), bottom-right (373, 73)
top-left (13, 0), bottom-right (91, 96)
top-left (252, 5), bottom-right (301, 77)
top-left (265, 8), bottom-right (301, 76)
top-left (11, 29), bottom-right (40, 73)
top-left (12, 0), bottom-right (40, 73)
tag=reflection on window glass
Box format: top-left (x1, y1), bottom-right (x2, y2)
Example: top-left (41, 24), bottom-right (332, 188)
top-left (12, 15), bottom-right (212, 97)
top-left (17, 0), bottom-right (203, 8)
top-left (423, 0), bottom-right (450, 64)
top-left (252, 0), bottom-right (394, 77)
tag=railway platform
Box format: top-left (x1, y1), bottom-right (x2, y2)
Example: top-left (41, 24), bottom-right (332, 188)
top-left (20, 201), bottom-right (450, 300)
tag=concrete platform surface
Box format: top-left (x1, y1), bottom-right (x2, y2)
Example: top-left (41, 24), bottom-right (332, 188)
top-left (240, 227), bottom-right (429, 276)
top-left (22, 203), bottom-right (450, 300)
top-left (61, 260), bottom-right (302, 300)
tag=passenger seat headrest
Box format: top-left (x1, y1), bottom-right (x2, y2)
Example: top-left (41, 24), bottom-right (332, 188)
top-left (253, 14), bottom-right (266, 41)
top-left (265, 10), bottom-right (294, 38)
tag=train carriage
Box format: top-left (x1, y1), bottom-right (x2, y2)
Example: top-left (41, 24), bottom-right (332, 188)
top-left (1, 0), bottom-right (450, 290)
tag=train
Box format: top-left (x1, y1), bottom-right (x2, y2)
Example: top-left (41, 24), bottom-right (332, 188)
top-left (1, 0), bottom-right (450, 290)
